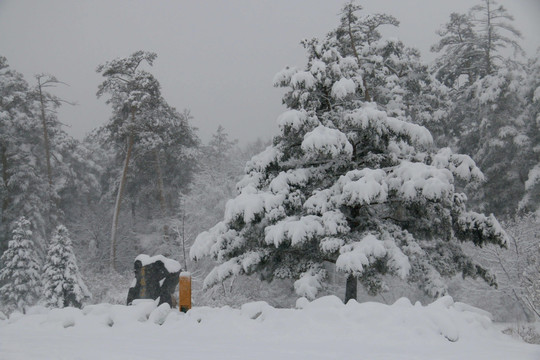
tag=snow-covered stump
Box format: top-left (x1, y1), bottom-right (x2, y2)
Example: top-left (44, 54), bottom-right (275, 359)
top-left (126, 255), bottom-right (181, 307)
top-left (178, 272), bottom-right (191, 313)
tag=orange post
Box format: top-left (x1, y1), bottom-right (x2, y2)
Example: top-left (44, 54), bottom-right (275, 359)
top-left (179, 272), bottom-right (191, 313)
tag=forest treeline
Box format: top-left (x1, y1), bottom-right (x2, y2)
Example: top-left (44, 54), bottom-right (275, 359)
top-left (0, 0), bottom-right (538, 323)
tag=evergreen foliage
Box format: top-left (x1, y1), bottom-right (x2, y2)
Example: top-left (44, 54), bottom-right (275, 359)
top-left (519, 54), bottom-right (540, 215)
top-left (43, 224), bottom-right (89, 308)
top-left (0, 57), bottom-right (50, 254)
top-left (191, 3), bottom-right (508, 301)
top-left (329, 3), bottom-right (447, 133)
top-left (96, 51), bottom-right (199, 270)
top-left (0, 217), bottom-right (41, 313)
top-left (430, 0), bottom-right (535, 217)
top-left (432, 0), bottom-right (523, 87)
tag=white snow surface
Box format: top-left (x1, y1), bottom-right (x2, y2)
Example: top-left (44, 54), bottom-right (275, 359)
top-left (134, 254), bottom-right (182, 273)
top-left (1, 296), bottom-right (538, 360)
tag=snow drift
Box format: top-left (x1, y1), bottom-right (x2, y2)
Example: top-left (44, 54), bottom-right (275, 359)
top-left (1, 296), bottom-right (538, 360)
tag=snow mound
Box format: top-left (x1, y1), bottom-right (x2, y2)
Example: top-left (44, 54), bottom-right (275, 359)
top-left (135, 254), bottom-right (181, 273)
top-left (2, 297), bottom-right (539, 360)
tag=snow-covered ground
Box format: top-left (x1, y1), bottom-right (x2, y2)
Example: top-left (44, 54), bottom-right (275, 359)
top-left (1, 296), bottom-right (538, 360)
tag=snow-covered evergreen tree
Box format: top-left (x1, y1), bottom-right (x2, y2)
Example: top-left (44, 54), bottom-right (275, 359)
top-left (0, 57), bottom-right (50, 255)
top-left (519, 54), bottom-right (540, 215)
top-left (96, 51), bottom-right (199, 270)
top-left (43, 224), bottom-right (89, 308)
top-left (431, 0), bottom-right (533, 217)
top-left (329, 2), bottom-right (448, 135)
top-left (432, 0), bottom-right (523, 87)
top-left (0, 217), bottom-right (41, 313)
top-left (458, 64), bottom-right (531, 215)
top-left (191, 14), bottom-right (508, 302)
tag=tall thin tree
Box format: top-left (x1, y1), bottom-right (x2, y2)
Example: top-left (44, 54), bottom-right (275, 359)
top-left (96, 51), bottom-right (160, 271)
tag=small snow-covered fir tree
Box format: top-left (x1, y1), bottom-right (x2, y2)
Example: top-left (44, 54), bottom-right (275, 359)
top-left (43, 225), bottom-right (89, 308)
top-left (0, 217), bottom-right (41, 313)
top-left (191, 4), bottom-right (508, 303)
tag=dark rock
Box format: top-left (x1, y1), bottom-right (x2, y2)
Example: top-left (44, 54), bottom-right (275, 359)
top-left (127, 255), bottom-right (181, 307)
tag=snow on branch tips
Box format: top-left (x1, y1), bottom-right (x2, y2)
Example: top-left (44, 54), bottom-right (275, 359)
top-left (272, 66), bottom-right (298, 87)
top-left (291, 71), bottom-right (317, 90)
top-left (265, 216), bottom-right (325, 248)
top-left (331, 78), bottom-right (357, 99)
top-left (456, 212), bottom-right (508, 247)
top-left (343, 104), bottom-right (433, 147)
top-left (337, 169), bottom-right (388, 206)
top-left (431, 148), bottom-right (485, 182)
top-left (387, 161), bottom-right (454, 201)
top-left (301, 125), bottom-right (353, 159)
top-left (336, 234), bottom-right (411, 279)
top-left (224, 185), bottom-right (285, 225)
top-left (203, 259), bottom-right (242, 290)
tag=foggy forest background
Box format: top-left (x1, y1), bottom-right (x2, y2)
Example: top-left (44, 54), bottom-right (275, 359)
top-left (0, 0), bottom-right (539, 333)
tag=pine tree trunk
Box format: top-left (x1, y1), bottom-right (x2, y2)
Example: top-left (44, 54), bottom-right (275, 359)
top-left (37, 82), bottom-right (53, 189)
top-left (347, 9), bottom-right (371, 102)
top-left (110, 132), bottom-right (134, 271)
top-left (154, 149), bottom-right (167, 215)
top-left (154, 149), bottom-right (169, 238)
top-left (485, 0), bottom-right (492, 75)
top-left (345, 274), bottom-right (357, 303)
top-left (37, 80), bottom-right (54, 240)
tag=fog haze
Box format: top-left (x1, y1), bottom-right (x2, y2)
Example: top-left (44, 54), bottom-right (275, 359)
top-left (1, 0), bottom-right (538, 143)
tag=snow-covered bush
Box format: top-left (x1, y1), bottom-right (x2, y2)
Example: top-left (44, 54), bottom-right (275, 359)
top-left (498, 215), bottom-right (540, 320)
top-left (503, 323), bottom-right (540, 345)
top-left (451, 214), bottom-right (540, 322)
top-left (43, 225), bottom-right (90, 308)
top-left (0, 217), bottom-right (41, 314)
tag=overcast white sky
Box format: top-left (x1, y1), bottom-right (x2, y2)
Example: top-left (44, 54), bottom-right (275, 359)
top-left (1, 0), bottom-right (539, 144)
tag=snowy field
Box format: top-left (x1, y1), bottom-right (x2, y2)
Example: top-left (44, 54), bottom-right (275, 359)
top-left (1, 296), bottom-right (539, 360)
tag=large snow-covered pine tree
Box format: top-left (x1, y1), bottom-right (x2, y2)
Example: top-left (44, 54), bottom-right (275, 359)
top-left (0, 217), bottom-right (41, 313)
top-left (43, 224), bottom-right (89, 308)
top-left (191, 17), bottom-right (508, 302)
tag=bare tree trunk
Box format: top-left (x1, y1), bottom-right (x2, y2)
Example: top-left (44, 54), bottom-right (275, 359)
top-left (154, 149), bottom-right (167, 215)
top-left (37, 79), bottom-right (53, 189)
top-left (181, 199), bottom-right (187, 270)
top-left (345, 274), bottom-right (358, 303)
top-left (37, 79), bottom-right (54, 241)
top-left (154, 149), bottom-right (169, 238)
top-left (110, 131), bottom-right (134, 272)
top-left (485, 0), bottom-right (492, 75)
